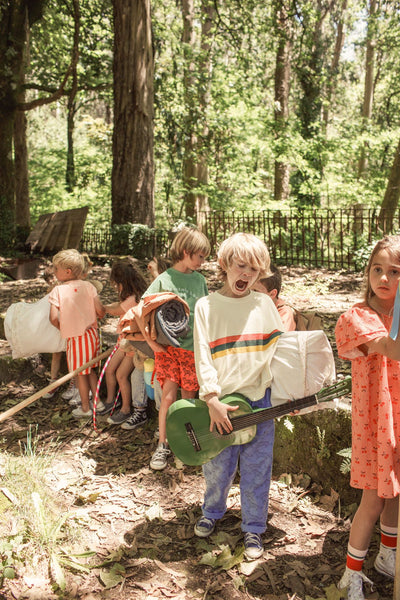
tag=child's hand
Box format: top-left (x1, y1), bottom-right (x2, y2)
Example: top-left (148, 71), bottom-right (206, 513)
top-left (143, 325), bottom-right (167, 353)
top-left (205, 394), bottom-right (239, 435)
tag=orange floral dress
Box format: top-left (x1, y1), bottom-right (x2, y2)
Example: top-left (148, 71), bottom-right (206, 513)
top-left (335, 302), bottom-right (400, 498)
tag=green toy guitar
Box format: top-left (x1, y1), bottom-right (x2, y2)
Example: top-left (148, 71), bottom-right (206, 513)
top-left (166, 377), bottom-right (351, 466)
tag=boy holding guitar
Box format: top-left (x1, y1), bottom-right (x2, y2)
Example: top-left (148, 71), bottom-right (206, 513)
top-left (193, 233), bottom-right (283, 560)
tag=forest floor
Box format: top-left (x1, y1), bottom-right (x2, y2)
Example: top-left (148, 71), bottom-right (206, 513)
top-left (0, 260), bottom-right (394, 600)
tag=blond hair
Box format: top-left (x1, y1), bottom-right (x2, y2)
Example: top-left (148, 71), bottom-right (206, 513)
top-left (52, 249), bottom-right (84, 279)
top-left (363, 235), bottom-right (400, 303)
top-left (170, 226), bottom-right (211, 263)
top-left (217, 233), bottom-right (271, 281)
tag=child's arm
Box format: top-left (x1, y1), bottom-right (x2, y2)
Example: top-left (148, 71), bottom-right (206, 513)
top-left (49, 304), bottom-right (60, 329)
top-left (102, 301), bottom-right (125, 317)
top-left (94, 296), bottom-right (106, 319)
top-left (361, 331), bottom-right (400, 361)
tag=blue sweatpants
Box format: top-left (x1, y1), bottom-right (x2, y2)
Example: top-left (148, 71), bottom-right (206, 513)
top-left (201, 388), bottom-right (275, 534)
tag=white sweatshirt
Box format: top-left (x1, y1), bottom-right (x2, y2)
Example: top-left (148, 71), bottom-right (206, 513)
top-left (194, 291), bottom-right (283, 402)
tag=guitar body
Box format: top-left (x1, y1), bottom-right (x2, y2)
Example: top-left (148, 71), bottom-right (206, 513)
top-left (166, 378), bottom-right (352, 466)
top-left (166, 394), bottom-right (256, 466)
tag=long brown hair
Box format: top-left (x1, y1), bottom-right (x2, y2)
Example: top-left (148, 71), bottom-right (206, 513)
top-left (110, 260), bottom-right (148, 302)
top-left (363, 235), bottom-right (400, 303)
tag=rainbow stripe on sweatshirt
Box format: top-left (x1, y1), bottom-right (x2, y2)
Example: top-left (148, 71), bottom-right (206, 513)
top-left (209, 330), bottom-right (281, 360)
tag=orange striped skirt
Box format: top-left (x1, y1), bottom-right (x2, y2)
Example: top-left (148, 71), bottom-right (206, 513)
top-left (66, 325), bottom-right (100, 375)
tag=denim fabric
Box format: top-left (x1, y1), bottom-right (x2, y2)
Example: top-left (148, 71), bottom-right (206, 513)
top-left (201, 388), bottom-right (274, 534)
top-left (131, 368), bottom-right (147, 409)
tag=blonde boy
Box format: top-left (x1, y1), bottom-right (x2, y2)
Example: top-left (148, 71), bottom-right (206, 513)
top-left (143, 226), bottom-right (210, 470)
top-left (193, 233), bottom-right (283, 560)
top-left (49, 249), bottom-right (106, 418)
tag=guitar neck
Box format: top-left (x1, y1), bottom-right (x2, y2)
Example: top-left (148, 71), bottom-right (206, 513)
top-left (230, 378), bottom-right (351, 433)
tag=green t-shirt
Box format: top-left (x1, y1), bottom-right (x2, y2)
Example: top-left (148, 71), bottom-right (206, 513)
top-left (143, 268), bottom-right (208, 351)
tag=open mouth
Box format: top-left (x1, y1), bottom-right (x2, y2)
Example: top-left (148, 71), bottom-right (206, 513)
top-left (235, 279), bottom-right (248, 293)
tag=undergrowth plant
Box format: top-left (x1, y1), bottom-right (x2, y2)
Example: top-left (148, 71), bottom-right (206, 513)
top-left (0, 426), bottom-right (86, 591)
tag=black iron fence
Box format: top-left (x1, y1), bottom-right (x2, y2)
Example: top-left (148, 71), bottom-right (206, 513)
top-left (80, 207), bottom-right (400, 271)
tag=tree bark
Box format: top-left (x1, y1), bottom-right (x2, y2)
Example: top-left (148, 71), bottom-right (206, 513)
top-left (274, 1), bottom-right (292, 203)
top-left (111, 0), bottom-right (155, 227)
top-left (181, 0), bottom-right (213, 223)
top-left (357, 0), bottom-right (376, 178)
top-left (378, 138), bottom-right (400, 232)
top-left (322, 0), bottom-right (347, 132)
top-left (0, 3), bottom-right (28, 251)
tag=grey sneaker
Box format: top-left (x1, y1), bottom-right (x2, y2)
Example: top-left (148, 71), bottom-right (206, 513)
top-left (244, 532), bottom-right (263, 560)
top-left (338, 567), bottom-right (374, 600)
top-left (121, 409), bottom-right (147, 430)
top-left (61, 380), bottom-right (77, 400)
top-left (374, 546), bottom-right (395, 578)
top-left (98, 398), bottom-right (122, 415)
top-left (107, 410), bottom-right (131, 425)
top-left (194, 516), bottom-right (216, 538)
top-left (150, 442), bottom-right (171, 470)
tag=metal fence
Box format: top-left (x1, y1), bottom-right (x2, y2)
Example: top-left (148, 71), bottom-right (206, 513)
top-left (80, 207), bottom-right (400, 271)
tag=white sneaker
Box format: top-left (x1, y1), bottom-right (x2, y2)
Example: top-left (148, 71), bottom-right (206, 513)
top-left (338, 567), bottom-right (374, 600)
top-left (374, 546), bottom-right (395, 578)
top-left (72, 406), bottom-right (92, 419)
top-left (150, 442), bottom-right (171, 470)
top-left (68, 389), bottom-right (81, 407)
top-left (61, 381), bottom-right (77, 400)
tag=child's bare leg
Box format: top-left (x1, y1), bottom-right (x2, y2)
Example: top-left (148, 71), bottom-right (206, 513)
top-left (105, 349), bottom-right (124, 403)
top-left (88, 370), bottom-right (98, 399)
top-left (158, 379), bottom-right (179, 444)
top-left (77, 374), bottom-right (91, 412)
top-left (50, 352), bottom-right (63, 380)
top-left (116, 356), bottom-right (134, 414)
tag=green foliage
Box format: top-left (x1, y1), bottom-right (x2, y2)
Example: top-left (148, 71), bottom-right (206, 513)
top-left (110, 224), bottom-right (166, 260)
top-left (337, 447), bottom-right (352, 475)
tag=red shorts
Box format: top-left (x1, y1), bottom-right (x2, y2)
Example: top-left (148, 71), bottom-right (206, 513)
top-left (154, 347), bottom-right (199, 391)
top-left (66, 325), bottom-right (100, 375)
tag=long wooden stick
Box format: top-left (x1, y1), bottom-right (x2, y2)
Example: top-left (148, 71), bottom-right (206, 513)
top-left (0, 347), bottom-right (113, 423)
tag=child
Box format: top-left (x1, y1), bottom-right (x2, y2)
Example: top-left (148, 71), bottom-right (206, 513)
top-left (121, 258), bottom-right (170, 432)
top-left (144, 226), bottom-right (210, 470)
top-left (42, 265), bottom-right (65, 399)
top-left (59, 254), bottom-right (103, 406)
top-left (147, 256), bottom-right (172, 281)
top-left (48, 249), bottom-right (106, 418)
top-left (192, 232), bottom-right (283, 560)
top-left (100, 259), bottom-right (148, 425)
top-left (335, 235), bottom-right (400, 599)
top-left (252, 264), bottom-right (296, 332)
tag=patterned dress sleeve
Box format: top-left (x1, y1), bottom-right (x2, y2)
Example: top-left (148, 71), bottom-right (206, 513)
top-left (335, 303), bottom-right (388, 360)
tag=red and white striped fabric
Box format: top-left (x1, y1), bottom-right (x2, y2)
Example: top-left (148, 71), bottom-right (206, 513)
top-left (66, 325), bottom-right (100, 375)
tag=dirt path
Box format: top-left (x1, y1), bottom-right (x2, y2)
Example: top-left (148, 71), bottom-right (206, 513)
top-left (0, 263), bottom-right (393, 599)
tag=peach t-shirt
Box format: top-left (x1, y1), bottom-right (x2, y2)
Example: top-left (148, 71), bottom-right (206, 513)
top-left (48, 279), bottom-right (98, 339)
top-left (116, 295), bottom-right (138, 335)
top-left (335, 302), bottom-right (400, 498)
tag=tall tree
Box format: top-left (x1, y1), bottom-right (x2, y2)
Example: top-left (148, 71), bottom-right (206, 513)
top-left (111, 0), bottom-right (155, 226)
top-left (357, 0), bottom-right (377, 178)
top-left (0, 0), bottom-right (46, 251)
top-left (379, 138), bottom-right (400, 231)
top-left (181, 0), bottom-right (214, 221)
top-left (273, 0), bottom-right (293, 202)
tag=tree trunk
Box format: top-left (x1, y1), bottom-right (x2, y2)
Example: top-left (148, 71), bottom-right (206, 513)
top-left (111, 0), bottom-right (155, 227)
top-left (322, 0), bottom-right (347, 132)
top-left (0, 4), bottom-right (27, 251)
top-left (14, 103), bottom-right (30, 237)
top-left (273, 1), bottom-right (292, 203)
top-left (0, 1), bottom-right (46, 252)
top-left (66, 0), bottom-right (80, 193)
top-left (378, 138), bottom-right (400, 232)
top-left (181, 0), bottom-right (213, 223)
top-left (357, 0), bottom-right (376, 178)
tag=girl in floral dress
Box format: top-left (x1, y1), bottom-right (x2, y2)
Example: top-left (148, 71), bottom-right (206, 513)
top-left (335, 235), bottom-right (400, 600)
